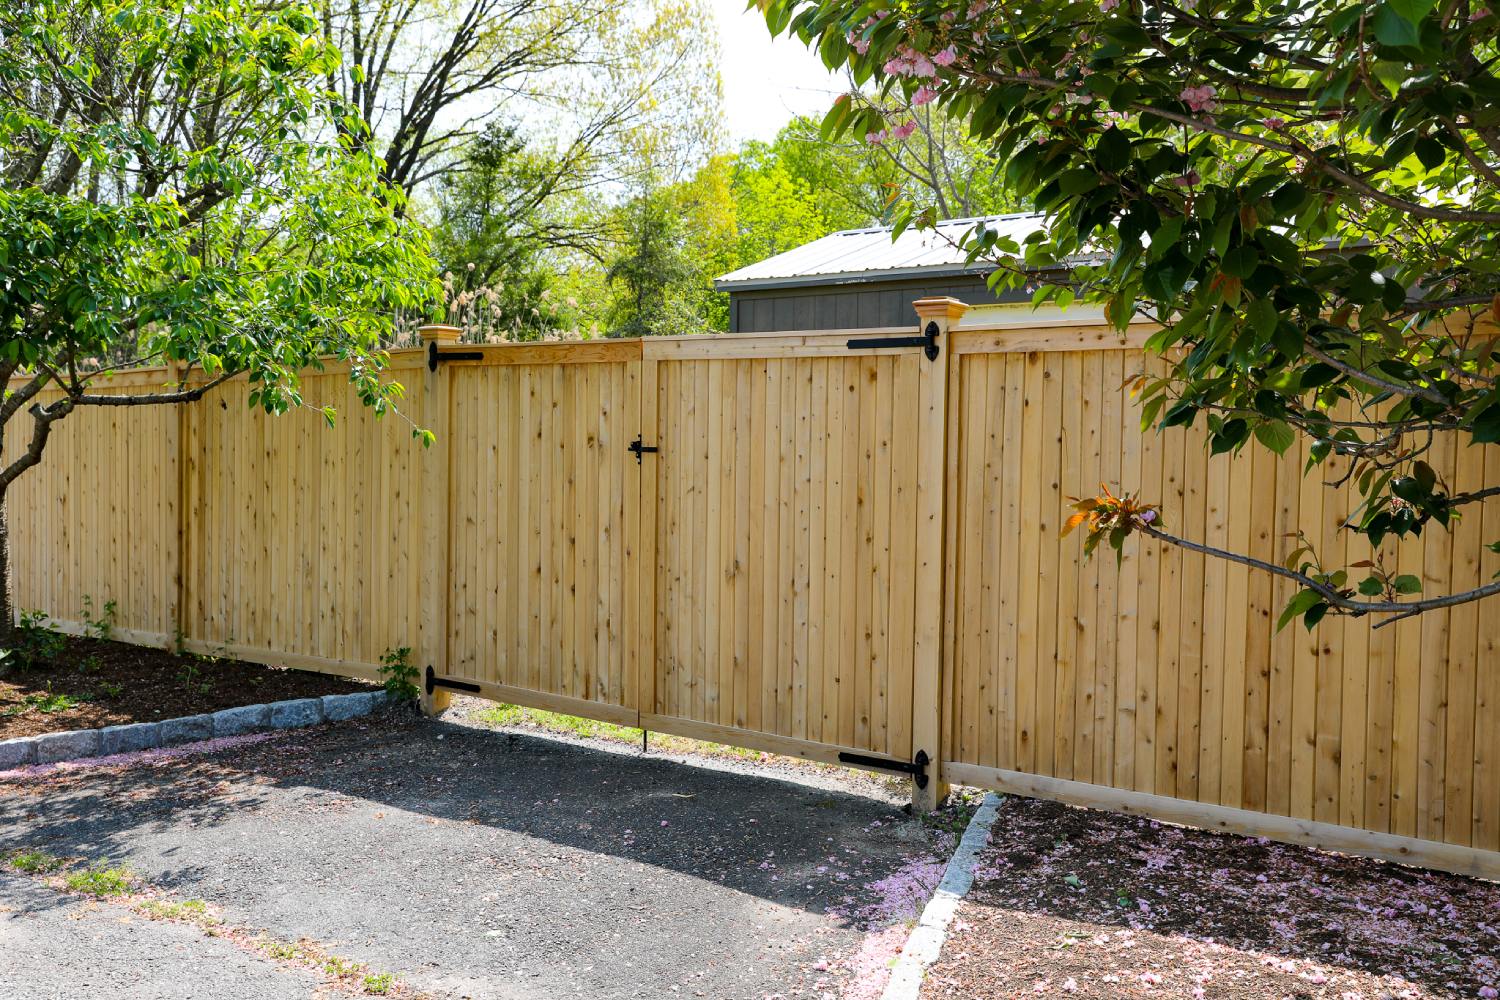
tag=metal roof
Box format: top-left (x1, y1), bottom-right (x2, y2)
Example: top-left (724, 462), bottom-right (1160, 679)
top-left (714, 213), bottom-right (1047, 291)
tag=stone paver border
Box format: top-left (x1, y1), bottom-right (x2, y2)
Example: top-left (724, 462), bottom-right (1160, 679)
top-left (0, 691), bottom-right (391, 769)
top-left (882, 791), bottom-right (1004, 1000)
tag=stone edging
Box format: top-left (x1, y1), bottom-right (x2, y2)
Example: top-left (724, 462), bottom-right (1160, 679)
top-left (0, 690), bottom-right (392, 769)
top-left (882, 791), bottom-right (1005, 1000)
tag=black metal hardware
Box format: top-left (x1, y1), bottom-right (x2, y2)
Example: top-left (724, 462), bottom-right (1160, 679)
top-left (425, 665), bottom-right (482, 695)
top-left (837, 749), bottom-right (931, 788)
top-left (847, 321), bottom-right (941, 362)
top-left (427, 340), bottom-right (485, 372)
top-left (627, 435), bottom-right (659, 464)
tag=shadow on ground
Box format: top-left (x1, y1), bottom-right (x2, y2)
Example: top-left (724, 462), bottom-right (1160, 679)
top-left (1, 712), bottom-right (942, 1000)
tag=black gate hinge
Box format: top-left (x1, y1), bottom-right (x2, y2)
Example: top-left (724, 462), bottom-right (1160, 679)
top-left (628, 435), bottom-right (659, 464)
top-left (846, 321), bottom-right (941, 362)
top-left (427, 341), bottom-right (485, 372)
top-left (425, 665), bottom-right (482, 695)
top-left (837, 749), bottom-right (931, 788)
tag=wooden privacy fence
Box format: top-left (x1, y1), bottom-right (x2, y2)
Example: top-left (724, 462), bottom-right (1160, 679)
top-left (8, 305), bottom-right (1499, 879)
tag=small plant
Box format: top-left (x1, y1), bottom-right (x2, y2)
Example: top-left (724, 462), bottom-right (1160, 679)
top-left (80, 595), bottom-right (117, 641)
top-left (9, 849), bottom-right (65, 874)
top-left (171, 626), bottom-right (189, 657)
top-left (98, 680), bottom-right (124, 699)
top-left (378, 646), bottom-right (420, 703)
top-left (79, 654), bottom-right (102, 674)
top-left (3, 686), bottom-right (85, 716)
top-left (139, 898), bottom-right (216, 924)
top-left (12, 610), bottom-right (66, 669)
top-left (260, 940), bottom-right (303, 961)
top-left (323, 955), bottom-right (361, 977)
top-left (363, 972), bottom-right (394, 995)
top-left (175, 658), bottom-right (212, 695)
top-left (65, 863), bottom-right (135, 897)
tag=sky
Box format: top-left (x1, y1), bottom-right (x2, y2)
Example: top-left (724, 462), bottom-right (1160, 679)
top-left (713, 1), bottom-right (846, 146)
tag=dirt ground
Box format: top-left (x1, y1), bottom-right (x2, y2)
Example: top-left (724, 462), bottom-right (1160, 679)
top-left (920, 796), bottom-right (1500, 1000)
top-left (0, 707), bottom-right (962, 999)
top-left (0, 634), bottom-right (375, 738)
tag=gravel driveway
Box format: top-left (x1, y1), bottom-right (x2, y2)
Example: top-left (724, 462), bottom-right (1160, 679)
top-left (0, 709), bottom-right (950, 1000)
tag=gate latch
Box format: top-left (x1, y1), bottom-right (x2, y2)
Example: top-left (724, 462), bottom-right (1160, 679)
top-left (846, 321), bottom-right (941, 362)
top-left (627, 435), bottom-right (659, 464)
top-left (836, 749), bottom-right (931, 788)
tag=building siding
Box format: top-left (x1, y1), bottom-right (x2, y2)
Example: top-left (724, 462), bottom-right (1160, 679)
top-left (726, 275), bottom-right (1010, 333)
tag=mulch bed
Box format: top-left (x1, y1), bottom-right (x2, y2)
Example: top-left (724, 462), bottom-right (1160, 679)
top-left (0, 634), bottom-right (375, 740)
top-left (921, 796), bottom-right (1500, 1000)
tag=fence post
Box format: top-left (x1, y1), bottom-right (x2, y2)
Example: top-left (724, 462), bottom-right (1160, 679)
top-left (416, 323), bottom-right (461, 715)
top-left (911, 296), bottom-right (969, 812)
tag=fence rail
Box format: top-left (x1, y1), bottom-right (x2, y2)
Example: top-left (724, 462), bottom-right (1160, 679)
top-left (8, 304), bottom-right (1498, 879)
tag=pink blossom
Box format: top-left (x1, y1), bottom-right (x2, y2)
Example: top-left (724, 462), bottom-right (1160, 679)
top-left (890, 120), bottom-right (918, 141)
top-left (865, 129), bottom-right (888, 145)
top-left (912, 86), bottom-right (938, 106)
top-left (1180, 83), bottom-right (1218, 112)
top-left (853, 38), bottom-right (871, 54)
top-left (1100, 0), bottom-right (1120, 9)
top-left (1061, 979), bottom-right (1078, 993)
top-left (967, 0), bottom-right (988, 17)
top-left (934, 45), bottom-right (959, 67)
top-left (1480, 988), bottom-right (1498, 999)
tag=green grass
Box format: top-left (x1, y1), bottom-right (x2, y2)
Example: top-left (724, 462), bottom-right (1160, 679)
top-left (260, 940), bottom-right (303, 961)
top-left (138, 898), bottom-right (216, 924)
top-left (362, 972), bottom-right (394, 994)
top-left (64, 864), bottom-right (135, 897)
top-left (471, 703), bottom-right (763, 762)
top-left (3, 689), bottom-right (87, 716)
top-left (8, 849), bottom-right (65, 874)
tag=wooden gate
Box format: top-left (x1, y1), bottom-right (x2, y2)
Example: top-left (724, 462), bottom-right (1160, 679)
top-left (635, 323), bottom-right (950, 780)
top-left (437, 342), bottom-right (643, 726)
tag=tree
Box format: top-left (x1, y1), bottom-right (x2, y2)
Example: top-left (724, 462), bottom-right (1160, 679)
top-left (766, 0), bottom-right (1500, 625)
top-left (426, 124), bottom-right (576, 340)
top-left (319, 0), bottom-right (721, 198)
top-left (604, 185), bottom-right (705, 337)
top-left (0, 0), bottom-right (435, 628)
top-left (769, 106), bottom-right (1022, 225)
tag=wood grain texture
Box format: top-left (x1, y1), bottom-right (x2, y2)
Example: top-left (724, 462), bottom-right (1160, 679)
top-left (942, 343), bottom-right (1500, 859)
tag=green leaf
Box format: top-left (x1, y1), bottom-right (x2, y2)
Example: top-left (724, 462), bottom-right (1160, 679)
top-left (1387, 0), bottom-right (1439, 23)
top-left (1372, 4), bottom-right (1421, 46)
top-left (1254, 420), bottom-right (1296, 455)
top-left (1393, 574), bottom-right (1423, 595)
top-left (1277, 589), bottom-right (1324, 632)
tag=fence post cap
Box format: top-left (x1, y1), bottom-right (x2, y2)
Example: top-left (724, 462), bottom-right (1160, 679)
top-left (416, 323), bottom-right (463, 345)
top-left (912, 297), bottom-right (970, 323)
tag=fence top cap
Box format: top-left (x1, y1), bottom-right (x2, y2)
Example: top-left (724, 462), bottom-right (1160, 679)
top-left (912, 297), bottom-right (970, 322)
top-left (417, 323), bottom-right (463, 344)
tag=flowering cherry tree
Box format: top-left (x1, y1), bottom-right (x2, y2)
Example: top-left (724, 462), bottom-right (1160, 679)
top-left (763, 0), bottom-right (1500, 627)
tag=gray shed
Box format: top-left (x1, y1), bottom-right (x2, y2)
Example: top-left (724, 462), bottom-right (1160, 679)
top-left (714, 213), bottom-right (1043, 333)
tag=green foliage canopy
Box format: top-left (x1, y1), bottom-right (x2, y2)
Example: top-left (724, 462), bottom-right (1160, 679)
top-left (0, 0), bottom-right (436, 421)
top-left (766, 0), bottom-right (1500, 624)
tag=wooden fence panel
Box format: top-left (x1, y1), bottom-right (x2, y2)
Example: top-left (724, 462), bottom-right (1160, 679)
top-left (182, 361), bottom-right (427, 679)
top-left (942, 330), bottom-right (1500, 871)
top-left (5, 318), bottom-right (1498, 877)
top-left (6, 377), bottom-right (179, 644)
top-left (443, 353), bottom-right (640, 722)
top-left (642, 337), bottom-right (926, 763)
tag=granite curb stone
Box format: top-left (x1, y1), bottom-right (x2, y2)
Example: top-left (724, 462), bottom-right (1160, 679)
top-left (1, 689), bottom-right (390, 769)
top-left (100, 722), bottom-right (161, 755)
